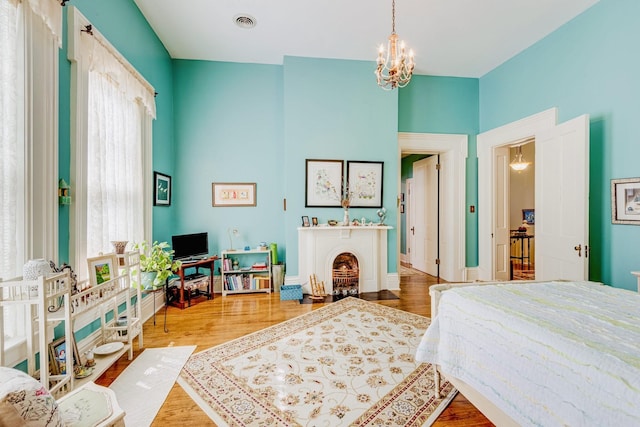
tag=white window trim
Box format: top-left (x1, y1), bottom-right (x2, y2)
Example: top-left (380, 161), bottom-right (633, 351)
top-left (67, 6), bottom-right (154, 279)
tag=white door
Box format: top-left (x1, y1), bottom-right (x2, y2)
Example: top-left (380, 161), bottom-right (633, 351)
top-left (494, 146), bottom-right (511, 280)
top-left (406, 178), bottom-right (414, 265)
top-left (535, 115), bottom-right (589, 281)
top-left (412, 158), bottom-right (429, 273)
top-left (425, 156), bottom-right (439, 276)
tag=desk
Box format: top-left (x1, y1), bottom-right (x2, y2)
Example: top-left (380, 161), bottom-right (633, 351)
top-left (171, 256), bottom-right (219, 309)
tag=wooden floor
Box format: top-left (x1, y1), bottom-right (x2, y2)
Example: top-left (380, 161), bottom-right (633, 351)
top-left (95, 267), bottom-right (493, 426)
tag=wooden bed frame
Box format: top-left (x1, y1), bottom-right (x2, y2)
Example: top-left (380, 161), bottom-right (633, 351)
top-left (429, 282), bottom-right (528, 427)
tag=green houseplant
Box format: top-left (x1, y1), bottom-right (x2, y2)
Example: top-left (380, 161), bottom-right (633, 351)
top-left (134, 241), bottom-right (181, 288)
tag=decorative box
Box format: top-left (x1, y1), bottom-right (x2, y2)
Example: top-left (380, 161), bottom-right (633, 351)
top-left (280, 284), bottom-right (303, 301)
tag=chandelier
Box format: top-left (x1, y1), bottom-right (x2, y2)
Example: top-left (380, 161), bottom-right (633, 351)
top-left (375, 0), bottom-right (415, 90)
top-left (509, 145), bottom-right (531, 171)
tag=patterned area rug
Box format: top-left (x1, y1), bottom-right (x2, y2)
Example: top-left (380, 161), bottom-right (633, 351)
top-left (178, 297), bottom-right (456, 426)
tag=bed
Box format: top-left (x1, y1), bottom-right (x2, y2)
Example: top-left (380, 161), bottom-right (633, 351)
top-left (416, 280), bottom-right (640, 426)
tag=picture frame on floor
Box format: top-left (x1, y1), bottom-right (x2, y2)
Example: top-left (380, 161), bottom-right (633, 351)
top-left (48, 335), bottom-right (81, 375)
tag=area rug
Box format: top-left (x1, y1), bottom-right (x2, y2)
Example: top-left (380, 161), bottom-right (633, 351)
top-left (178, 297), bottom-right (456, 426)
top-left (109, 345), bottom-right (196, 427)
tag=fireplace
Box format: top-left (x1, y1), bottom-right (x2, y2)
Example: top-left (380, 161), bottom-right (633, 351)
top-left (332, 252), bottom-right (359, 298)
top-left (297, 225), bottom-right (391, 295)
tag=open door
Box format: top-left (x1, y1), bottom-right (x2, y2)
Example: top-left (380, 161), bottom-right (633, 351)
top-left (535, 115), bottom-right (589, 281)
top-left (494, 146), bottom-right (511, 281)
top-left (412, 158), bottom-right (429, 273)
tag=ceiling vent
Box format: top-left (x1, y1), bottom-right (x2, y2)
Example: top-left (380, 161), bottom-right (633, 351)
top-left (234, 14), bottom-right (256, 29)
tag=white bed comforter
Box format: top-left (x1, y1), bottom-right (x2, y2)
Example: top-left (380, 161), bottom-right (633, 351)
top-left (416, 281), bottom-right (640, 426)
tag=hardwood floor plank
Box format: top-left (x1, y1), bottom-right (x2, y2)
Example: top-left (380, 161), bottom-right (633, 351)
top-left (94, 268), bottom-right (493, 426)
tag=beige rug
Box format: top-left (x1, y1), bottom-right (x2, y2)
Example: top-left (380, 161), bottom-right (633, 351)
top-left (109, 346), bottom-right (196, 426)
top-left (178, 297), bottom-right (456, 426)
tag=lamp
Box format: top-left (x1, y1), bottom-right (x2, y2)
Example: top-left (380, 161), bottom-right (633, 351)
top-left (227, 227), bottom-right (240, 251)
top-left (375, 0), bottom-right (415, 90)
top-left (510, 145), bottom-right (530, 171)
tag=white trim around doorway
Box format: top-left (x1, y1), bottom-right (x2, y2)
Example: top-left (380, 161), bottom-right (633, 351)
top-left (476, 108), bottom-right (558, 281)
top-left (398, 132), bottom-right (468, 282)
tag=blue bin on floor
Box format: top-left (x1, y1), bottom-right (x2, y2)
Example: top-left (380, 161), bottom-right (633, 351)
top-left (280, 284), bottom-right (303, 301)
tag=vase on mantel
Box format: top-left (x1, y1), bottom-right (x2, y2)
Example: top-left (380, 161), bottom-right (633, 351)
top-left (111, 240), bottom-right (128, 265)
top-left (343, 209), bottom-right (350, 226)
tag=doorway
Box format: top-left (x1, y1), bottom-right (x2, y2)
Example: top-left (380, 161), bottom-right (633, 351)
top-left (477, 108), bottom-right (590, 282)
top-left (397, 133), bottom-right (468, 283)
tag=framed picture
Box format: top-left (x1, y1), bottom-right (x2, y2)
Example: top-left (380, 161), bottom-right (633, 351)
top-left (154, 172), bottom-right (171, 206)
top-left (312, 217), bottom-right (318, 226)
top-left (302, 216), bottom-right (310, 227)
top-left (212, 183), bottom-right (257, 207)
top-left (305, 159), bottom-right (343, 207)
top-left (87, 253), bottom-right (117, 286)
top-left (347, 161), bottom-right (384, 208)
top-left (48, 335), bottom-right (80, 375)
top-left (522, 208), bottom-right (535, 225)
top-left (400, 204), bottom-right (405, 214)
top-left (611, 177), bottom-right (640, 224)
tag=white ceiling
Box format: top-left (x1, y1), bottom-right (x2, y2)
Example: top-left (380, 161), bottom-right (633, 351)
top-left (133, 0), bottom-right (599, 78)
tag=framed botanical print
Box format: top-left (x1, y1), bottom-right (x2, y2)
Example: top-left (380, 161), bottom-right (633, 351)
top-left (347, 161), bottom-right (384, 208)
top-left (305, 159), bottom-right (343, 207)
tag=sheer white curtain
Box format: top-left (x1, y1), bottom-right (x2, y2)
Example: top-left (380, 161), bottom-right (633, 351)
top-left (0, 0), bottom-right (20, 282)
top-left (1, 0), bottom-right (60, 361)
top-left (86, 70), bottom-right (144, 258)
top-left (68, 6), bottom-right (155, 278)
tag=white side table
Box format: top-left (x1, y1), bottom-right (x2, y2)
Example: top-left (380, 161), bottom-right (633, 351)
top-left (57, 381), bottom-right (125, 427)
top-left (631, 271), bottom-right (640, 293)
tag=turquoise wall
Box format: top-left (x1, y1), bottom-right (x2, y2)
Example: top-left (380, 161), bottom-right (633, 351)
top-left (282, 57), bottom-right (399, 276)
top-left (480, 0), bottom-right (640, 290)
top-left (171, 60), bottom-right (284, 258)
top-left (398, 76), bottom-right (480, 266)
top-left (58, 0), bottom-right (175, 263)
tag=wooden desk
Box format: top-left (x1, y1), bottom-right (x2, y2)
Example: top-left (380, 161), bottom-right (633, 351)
top-left (171, 256), bottom-right (219, 309)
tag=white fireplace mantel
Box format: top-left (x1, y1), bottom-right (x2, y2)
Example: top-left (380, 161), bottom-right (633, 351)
top-left (297, 225), bottom-right (391, 295)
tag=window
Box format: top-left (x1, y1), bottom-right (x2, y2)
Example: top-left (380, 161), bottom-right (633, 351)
top-left (0, 0), bottom-right (62, 366)
top-left (68, 7), bottom-right (155, 279)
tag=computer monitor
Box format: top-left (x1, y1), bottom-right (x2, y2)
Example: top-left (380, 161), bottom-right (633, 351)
top-left (171, 232), bottom-right (208, 260)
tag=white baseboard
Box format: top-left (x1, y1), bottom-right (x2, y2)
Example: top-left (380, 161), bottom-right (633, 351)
top-left (464, 267), bottom-right (479, 282)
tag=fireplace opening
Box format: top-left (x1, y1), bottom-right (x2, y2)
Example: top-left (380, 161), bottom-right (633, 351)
top-left (332, 252), bottom-right (359, 299)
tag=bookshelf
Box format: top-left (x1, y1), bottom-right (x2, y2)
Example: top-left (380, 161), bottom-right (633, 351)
top-left (221, 249), bottom-right (271, 296)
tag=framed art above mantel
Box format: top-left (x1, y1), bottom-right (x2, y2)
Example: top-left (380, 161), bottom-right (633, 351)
top-left (305, 159), bottom-right (343, 207)
top-left (347, 161), bottom-right (384, 208)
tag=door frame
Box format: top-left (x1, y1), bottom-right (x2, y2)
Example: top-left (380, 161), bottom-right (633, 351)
top-left (476, 108), bottom-right (558, 281)
top-left (398, 132), bottom-right (467, 282)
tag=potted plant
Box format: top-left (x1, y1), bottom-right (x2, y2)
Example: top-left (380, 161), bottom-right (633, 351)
top-left (134, 241), bottom-right (181, 289)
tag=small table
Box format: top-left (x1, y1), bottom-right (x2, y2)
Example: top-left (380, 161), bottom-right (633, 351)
top-left (171, 256), bottom-right (219, 309)
top-left (510, 234), bottom-right (534, 278)
top-left (142, 283), bottom-right (169, 333)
